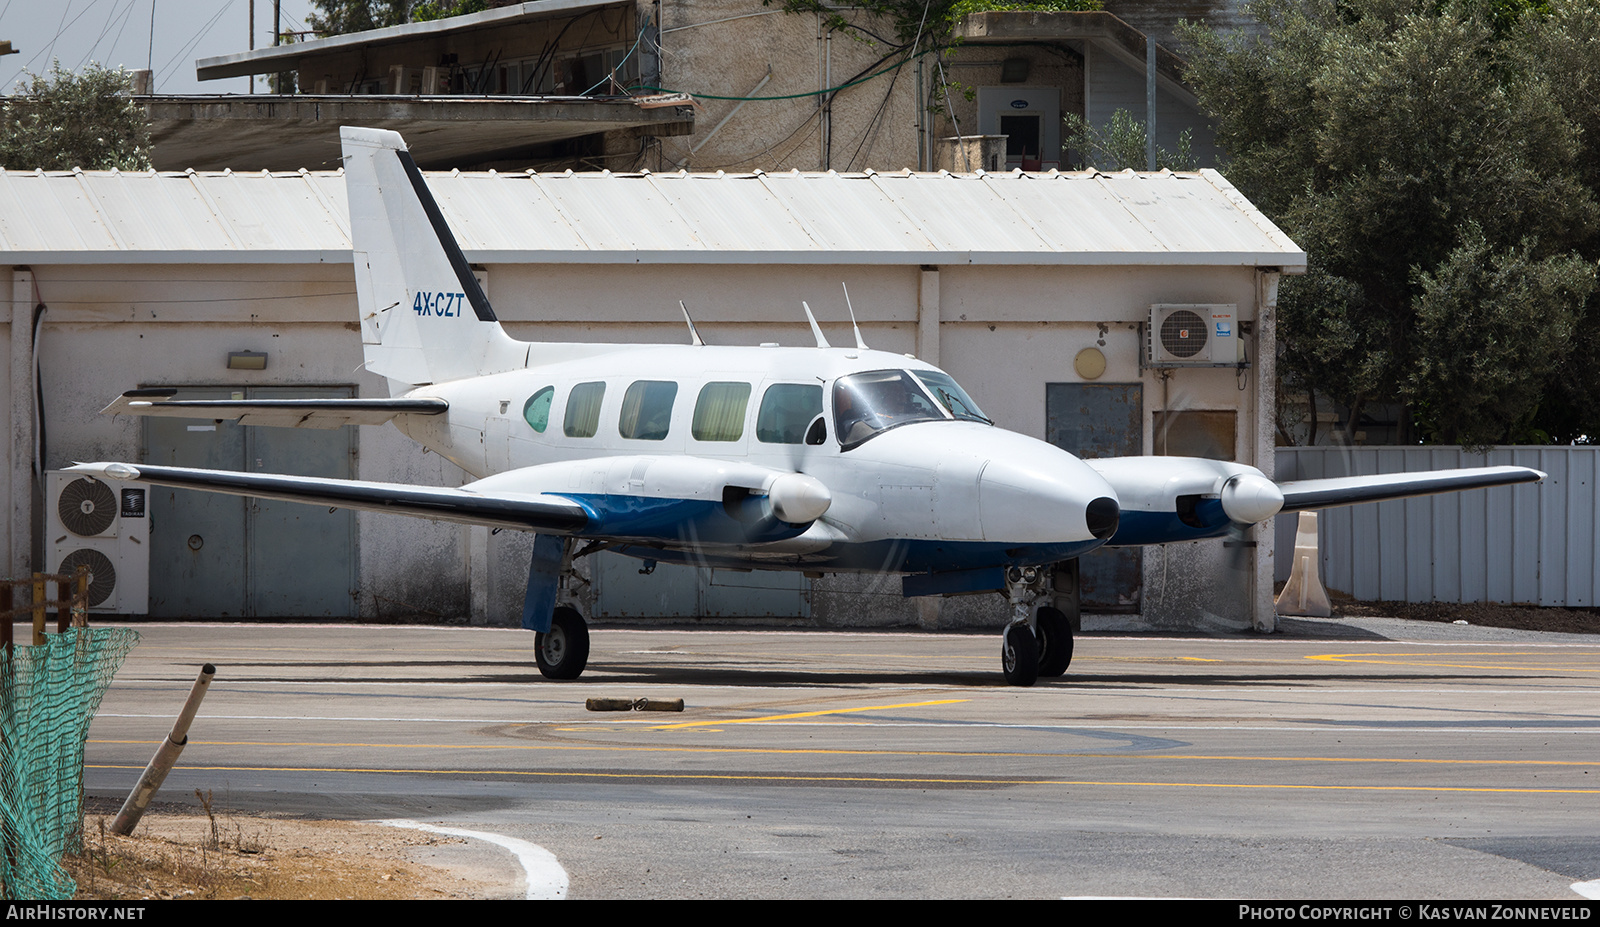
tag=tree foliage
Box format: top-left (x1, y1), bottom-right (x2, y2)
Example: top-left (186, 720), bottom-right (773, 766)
top-left (1063, 109), bottom-right (1194, 171)
top-left (306, 0), bottom-right (414, 36)
top-left (0, 63), bottom-right (151, 171)
top-left (768, 0), bottom-right (1102, 54)
top-left (1183, 0), bottom-right (1600, 445)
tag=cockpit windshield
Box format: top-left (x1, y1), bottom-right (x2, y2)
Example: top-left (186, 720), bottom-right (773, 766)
top-left (833, 368), bottom-right (990, 448)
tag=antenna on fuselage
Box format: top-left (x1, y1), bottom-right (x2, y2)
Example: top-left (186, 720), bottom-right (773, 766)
top-left (679, 300), bottom-right (705, 346)
top-left (801, 301), bottom-right (831, 348)
top-left (841, 282), bottom-right (868, 350)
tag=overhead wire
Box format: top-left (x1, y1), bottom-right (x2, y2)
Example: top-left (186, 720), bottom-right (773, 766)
top-left (155, 0), bottom-right (238, 86)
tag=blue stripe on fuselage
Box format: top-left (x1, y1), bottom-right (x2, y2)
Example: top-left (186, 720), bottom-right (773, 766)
top-left (565, 493), bottom-right (808, 546)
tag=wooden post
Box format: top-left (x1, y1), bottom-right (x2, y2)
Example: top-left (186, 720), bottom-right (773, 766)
top-left (70, 566), bottom-right (88, 629)
top-left (31, 575), bottom-right (43, 646)
top-left (1, 584), bottom-right (11, 653)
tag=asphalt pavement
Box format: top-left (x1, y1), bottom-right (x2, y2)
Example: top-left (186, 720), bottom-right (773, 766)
top-left (80, 616), bottom-right (1600, 899)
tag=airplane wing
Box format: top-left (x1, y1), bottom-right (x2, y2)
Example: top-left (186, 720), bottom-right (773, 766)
top-left (66, 462), bottom-right (588, 534)
top-left (66, 456), bottom-right (833, 547)
top-left (1277, 465), bottom-right (1544, 512)
top-left (101, 389), bottom-right (448, 429)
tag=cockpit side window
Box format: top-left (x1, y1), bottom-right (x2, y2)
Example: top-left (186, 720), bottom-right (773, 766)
top-left (619, 380), bottom-right (678, 441)
top-left (692, 382), bottom-right (752, 442)
top-left (756, 383), bottom-right (824, 444)
top-left (564, 381), bottom-right (606, 438)
top-left (833, 369), bottom-right (947, 448)
top-left (523, 386), bottom-right (555, 433)
top-left (911, 370), bottom-right (991, 424)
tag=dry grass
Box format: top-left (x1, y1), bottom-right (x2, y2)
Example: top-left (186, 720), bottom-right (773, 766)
top-left (62, 800), bottom-right (487, 900)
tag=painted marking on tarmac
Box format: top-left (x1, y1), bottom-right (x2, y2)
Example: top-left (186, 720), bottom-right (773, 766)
top-left (1308, 651), bottom-right (1600, 672)
top-left (81, 763), bottom-right (1600, 794)
top-left (1573, 879), bottom-right (1600, 900)
top-left (647, 698), bottom-right (968, 730)
top-left (378, 819), bottom-right (567, 900)
top-left (86, 738), bottom-right (1600, 768)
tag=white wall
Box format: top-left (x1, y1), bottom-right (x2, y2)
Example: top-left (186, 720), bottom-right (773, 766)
top-left (5, 257), bottom-right (1273, 627)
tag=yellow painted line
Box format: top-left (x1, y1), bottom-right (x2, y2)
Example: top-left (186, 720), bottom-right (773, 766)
top-left (1179, 657), bottom-right (1220, 663)
top-left (647, 698), bottom-right (968, 730)
top-left (1308, 652), bottom-right (1600, 672)
top-left (86, 739), bottom-right (1597, 767)
top-left (80, 763), bottom-right (1600, 794)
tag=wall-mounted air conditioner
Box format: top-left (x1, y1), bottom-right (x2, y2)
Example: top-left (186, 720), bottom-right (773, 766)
top-left (1148, 304), bottom-right (1243, 367)
top-left (45, 471), bottom-right (149, 614)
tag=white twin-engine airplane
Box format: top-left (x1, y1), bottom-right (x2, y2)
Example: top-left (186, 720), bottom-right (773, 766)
top-left (71, 127), bottom-right (1545, 686)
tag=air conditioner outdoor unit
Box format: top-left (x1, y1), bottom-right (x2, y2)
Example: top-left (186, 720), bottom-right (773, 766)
top-left (1148, 304), bottom-right (1242, 367)
top-left (45, 471), bottom-right (149, 614)
top-left (388, 65), bottom-right (424, 94)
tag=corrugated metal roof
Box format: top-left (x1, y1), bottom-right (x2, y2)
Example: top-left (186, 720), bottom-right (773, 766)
top-left (0, 166), bottom-right (1305, 269)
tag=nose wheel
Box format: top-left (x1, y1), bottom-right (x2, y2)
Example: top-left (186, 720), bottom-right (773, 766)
top-left (1035, 605), bottom-right (1073, 677)
top-left (1001, 624), bottom-right (1039, 686)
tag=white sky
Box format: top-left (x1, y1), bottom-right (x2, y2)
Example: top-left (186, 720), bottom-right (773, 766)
top-left (1, 0), bottom-right (316, 94)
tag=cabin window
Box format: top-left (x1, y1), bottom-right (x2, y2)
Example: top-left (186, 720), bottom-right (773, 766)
top-left (619, 380), bottom-right (678, 441)
top-left (564, 381), bottom-right (606, 438)
top-left (757, 384), bottom-right (824, 444)
top-left (692, 382), bottom-right (752, 442)
top-left (523, 386), bottom-right (554, 433)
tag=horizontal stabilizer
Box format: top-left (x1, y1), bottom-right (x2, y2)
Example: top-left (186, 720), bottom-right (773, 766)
top-left (66, 462), bottom-right (587, 534)
top-left (1278, 465), bottom-right (1544, 512)
top-left (101, 389), bottom-right (448, 429)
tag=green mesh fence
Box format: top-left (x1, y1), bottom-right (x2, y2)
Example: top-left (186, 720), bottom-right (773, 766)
top-left (0, 627), bottom-right (139, 900)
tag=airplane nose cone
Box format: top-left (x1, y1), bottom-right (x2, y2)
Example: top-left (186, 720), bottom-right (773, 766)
top-left (978, 453), bottom-right (1120, 544)
top-left (1086, 496), bottom-right (1120, 540)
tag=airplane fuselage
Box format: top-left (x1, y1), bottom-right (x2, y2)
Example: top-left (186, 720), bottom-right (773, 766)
top-left (391, 342), bottom-right (1119, 574)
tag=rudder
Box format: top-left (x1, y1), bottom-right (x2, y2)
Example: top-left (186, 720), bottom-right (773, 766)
top-left (341, 127), bottom-right (524, 386)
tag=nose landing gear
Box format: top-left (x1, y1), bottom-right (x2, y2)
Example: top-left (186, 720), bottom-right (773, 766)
top-left (1000, 563), bottom-right (1077, 686)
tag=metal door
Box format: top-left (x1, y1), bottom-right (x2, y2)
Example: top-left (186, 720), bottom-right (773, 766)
top-left (145, 386), bottom-right (355, 618)
top-left (1046, 383), bottom-right (1143, 611)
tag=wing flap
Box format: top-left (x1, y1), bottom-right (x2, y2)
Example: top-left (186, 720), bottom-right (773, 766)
top-left (101, 389), bottom-right (448, 427)
top-left (66, 462), bottom-right (588, 534)
top-left (1278, 465), bottom-right (1544, 512)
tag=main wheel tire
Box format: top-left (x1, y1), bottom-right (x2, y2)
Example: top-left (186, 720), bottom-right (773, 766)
top-left (535, 606), bottom-right (590, 680)
top-left (1001, 624), bottom-right (1039, 687)
top-left (1036, 606), bottom-right (1074, 677)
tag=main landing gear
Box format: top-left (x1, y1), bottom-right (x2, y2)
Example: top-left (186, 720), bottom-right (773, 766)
top-left (535, 605), bottom-right (590, 680)
top-left (526, 535), bottom-right (595, 681)
top-left (1000, 563), bottom-right (1077, 687)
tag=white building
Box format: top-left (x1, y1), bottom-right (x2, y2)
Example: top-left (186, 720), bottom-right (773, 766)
top-left (0, 163), bottom-right (1303, 629)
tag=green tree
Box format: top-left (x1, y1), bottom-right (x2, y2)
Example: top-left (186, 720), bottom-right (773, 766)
top-left (1182, 0), bottom-right (1600, 445)
top-left (306, 0), bottom-right (415, 36)
top-left (0, 63), bottom-right (151, 171)
top-left (1063, 109), bottom-right (1195, 171)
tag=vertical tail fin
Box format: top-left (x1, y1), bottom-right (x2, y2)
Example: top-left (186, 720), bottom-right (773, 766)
top-left (340, 127), bottom-right (524, 386)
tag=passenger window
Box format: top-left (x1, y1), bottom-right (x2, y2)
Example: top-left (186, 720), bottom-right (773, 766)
top-left (757, 384), bottom-right (824, 444)
top-left (692, 382), bottom-right (752, 442)
top-left (564, 381), bottom-right (605, 438)
top-left (619, 380), bottom-right (678, 440)
top-left (523, 386), bottom-right (554, 433)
